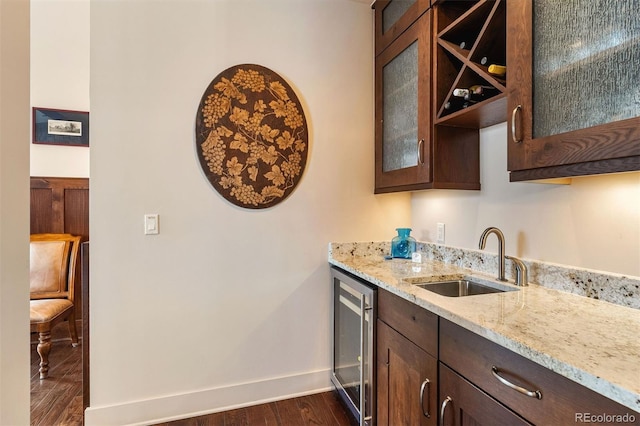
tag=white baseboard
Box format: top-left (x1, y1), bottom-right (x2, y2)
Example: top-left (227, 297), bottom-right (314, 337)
top-left (84, 368), bottom-right (333, 426)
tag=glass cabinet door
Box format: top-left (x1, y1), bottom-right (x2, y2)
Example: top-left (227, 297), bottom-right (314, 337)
top-left (507, 0), bottom-right (640, 181)
top-left (375, 9), bottom-right (431, 192)
top-left (532, 1), bottom-right (640, 139)
top-left (334, 280), bottom-right (363, 409)
top-left (382, 40), bottom-right (419, 173)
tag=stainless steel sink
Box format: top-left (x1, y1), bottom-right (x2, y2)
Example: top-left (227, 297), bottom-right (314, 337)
top-left (415, 279), bottom-right (515, 297)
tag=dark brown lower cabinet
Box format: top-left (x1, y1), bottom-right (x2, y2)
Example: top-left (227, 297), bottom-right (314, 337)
top-left (439, 319), bottom-right (638, 425)
top-left (376, 319), bottom-right (437, 426)
top-left (439, 363), bottom-right (531, 426)
top-left (371, 289), bottom-right (638, 426)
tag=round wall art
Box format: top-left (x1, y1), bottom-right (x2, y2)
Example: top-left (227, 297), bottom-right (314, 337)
top-left (195, 64), bottom-right (309, 209)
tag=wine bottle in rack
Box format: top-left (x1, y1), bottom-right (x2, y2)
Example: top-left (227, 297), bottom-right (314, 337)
top-left (451, 85), bottom-right (499, 105)
top-left (488, 64), bottom-right (506, 77)
top-left (444, 96), bottom-right (476, 112)
top-left (452, 88), bottom-right (470, 98)
top-left (459, 41), bottom-right (468, 50)
top-left (465, 85), bottom-right (500, 101)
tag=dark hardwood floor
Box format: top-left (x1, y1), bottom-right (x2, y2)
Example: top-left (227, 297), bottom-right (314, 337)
top-left (30, 323), bottom-right (83, 426)
top-left (31, 323), bottom-right (354, 426)
top-left (154, 391), bottom-right (355, 426)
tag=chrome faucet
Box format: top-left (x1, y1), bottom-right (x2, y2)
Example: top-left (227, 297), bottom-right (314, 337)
top-left (506, 255), bottom-right (528, 286)
top-left (478, 227), bottom-right (507, 281)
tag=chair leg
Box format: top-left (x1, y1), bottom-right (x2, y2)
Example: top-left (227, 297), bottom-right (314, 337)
top-left (68, 312), bottom-right (79, 347)
top-left (37, 331), bottom-right (51, 379)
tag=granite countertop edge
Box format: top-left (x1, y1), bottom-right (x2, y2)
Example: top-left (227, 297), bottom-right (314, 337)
top-left (328, 244), bottom-right (640, 413)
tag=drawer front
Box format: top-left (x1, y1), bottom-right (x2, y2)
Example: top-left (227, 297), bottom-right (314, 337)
top-left (440, 319), bottom-right (638, 425)
top-left (378, 288), bottom-right (438, 356)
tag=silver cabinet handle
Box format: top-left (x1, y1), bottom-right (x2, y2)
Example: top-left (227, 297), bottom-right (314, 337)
top-left (418, 139), bottom-right (425, 164)
top-left (491, 366), bottom-right (542, 399)
top-left (511, 105), bottom-right (522, 144)
top-left (439, 396), bottom-right (452, 426)
top-left (419, 378), bottom-right (431, 418)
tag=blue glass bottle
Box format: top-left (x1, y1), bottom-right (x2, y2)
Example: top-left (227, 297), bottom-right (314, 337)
top-left (391, 228), bottom-right (416, 259)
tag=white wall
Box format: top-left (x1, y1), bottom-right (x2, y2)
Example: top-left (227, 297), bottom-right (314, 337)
top-left (0, 0), bottom-right (31, 423)
top-left (412, 122), bottom-right (640, 277)
top-left (86, 1), bottom-right (409, 423)
top-left (30, 0), bottom-right (90, 178)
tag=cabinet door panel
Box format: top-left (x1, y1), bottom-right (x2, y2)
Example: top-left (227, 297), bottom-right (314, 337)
top-left (377, 320), bottom-right (436, 426)
top-left (382, 40), bottom-right (419, 172)
top-left (507, 0), bottom-right (640, 180)
top-left (375, 10), bottom-right (431, 192)
top-left (439, 364), bottom-right (531, 426)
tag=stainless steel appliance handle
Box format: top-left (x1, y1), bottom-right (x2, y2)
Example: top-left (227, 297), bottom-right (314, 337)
top-left (363, 296), bottom-right (373, 425)
top-left (491, 366), bottom-right (542, 399)
top-left (439, 396), bottom-right (452, 426)
top-left (359, 294), bottom-right (367, 426)
top-left (419, 378), bottom-right (431, 418)
top-left (359, 293), bottom-right (366, 426)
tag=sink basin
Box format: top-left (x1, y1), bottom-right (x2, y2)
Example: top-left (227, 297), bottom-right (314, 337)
top-left (415, 279), bottom-right (515, 297)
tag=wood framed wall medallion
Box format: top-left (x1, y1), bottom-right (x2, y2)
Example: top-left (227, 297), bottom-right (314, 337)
top-left (195, 64), bottom-right (308, 209)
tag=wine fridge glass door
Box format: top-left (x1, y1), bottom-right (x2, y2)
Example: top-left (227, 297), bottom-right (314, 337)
top-left (334, 281), bottom-right (363, 410)
top-left (332, 270), bottom-right (374, 426)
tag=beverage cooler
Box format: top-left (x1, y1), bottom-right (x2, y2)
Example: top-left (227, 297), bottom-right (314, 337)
top-left (331, 267), bottom-right (376, 426)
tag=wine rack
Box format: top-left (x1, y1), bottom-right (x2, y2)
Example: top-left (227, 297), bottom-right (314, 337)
top-left (433, 0), bottom-right (506, 128)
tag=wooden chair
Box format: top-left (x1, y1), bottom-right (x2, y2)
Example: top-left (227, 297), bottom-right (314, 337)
top-left (30, 233), bottom-right (81, 379)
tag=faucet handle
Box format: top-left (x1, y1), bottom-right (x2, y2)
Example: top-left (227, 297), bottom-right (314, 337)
top-left (505, 255), bottom-right (528, 286)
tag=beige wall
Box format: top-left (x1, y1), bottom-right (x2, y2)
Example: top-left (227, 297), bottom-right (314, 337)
top-left (86, 1), bottom-right (409, 423)
top-left (30, 0), bottom-right (89, 178)
top-left (412, 123), bottom-right (640, 277)
top-left (26, 0), bottom-right (639, 424)
top-left (0, 0), bottom-right (31, 423)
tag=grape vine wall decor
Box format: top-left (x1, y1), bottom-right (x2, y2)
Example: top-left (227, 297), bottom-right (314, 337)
top-left (195, 64), bottom-right (309, 209)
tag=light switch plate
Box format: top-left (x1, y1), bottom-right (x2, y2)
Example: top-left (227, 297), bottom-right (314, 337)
top-left (144, 214), bottom-right (159, 235)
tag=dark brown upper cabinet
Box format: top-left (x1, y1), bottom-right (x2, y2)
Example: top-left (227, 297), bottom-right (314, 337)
top-left (374, 0), bottom-right (507, 193)
top-left (374, 6), bottom-right (433, 192)
top-left (506, 0), bottom-right (640, 181)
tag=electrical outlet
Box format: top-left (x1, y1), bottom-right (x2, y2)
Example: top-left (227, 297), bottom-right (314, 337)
top-left (437, 222), bottom-right (445, 244)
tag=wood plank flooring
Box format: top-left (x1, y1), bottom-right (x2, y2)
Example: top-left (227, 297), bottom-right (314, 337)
top-left (154, 392), bottom-right (355, 426)
top-left (30, 323), bottom-right (83, 426)
top-left (31, 323), bottom-right (355, 426)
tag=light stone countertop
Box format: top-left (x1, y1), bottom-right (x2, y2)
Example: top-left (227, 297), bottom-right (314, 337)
top-left (328, 242), bottom-right (640, 413)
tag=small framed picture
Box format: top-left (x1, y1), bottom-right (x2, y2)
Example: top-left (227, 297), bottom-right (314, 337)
top-left (32, 107), bottom-right (89, 147)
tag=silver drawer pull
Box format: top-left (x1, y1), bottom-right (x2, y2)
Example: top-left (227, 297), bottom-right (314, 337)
top-left (491, 365), bottom-right (542, 399)
top-left (439, 396), bottom-right (452, 426)
top-left (419, 378), bottom-right (431, 418)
